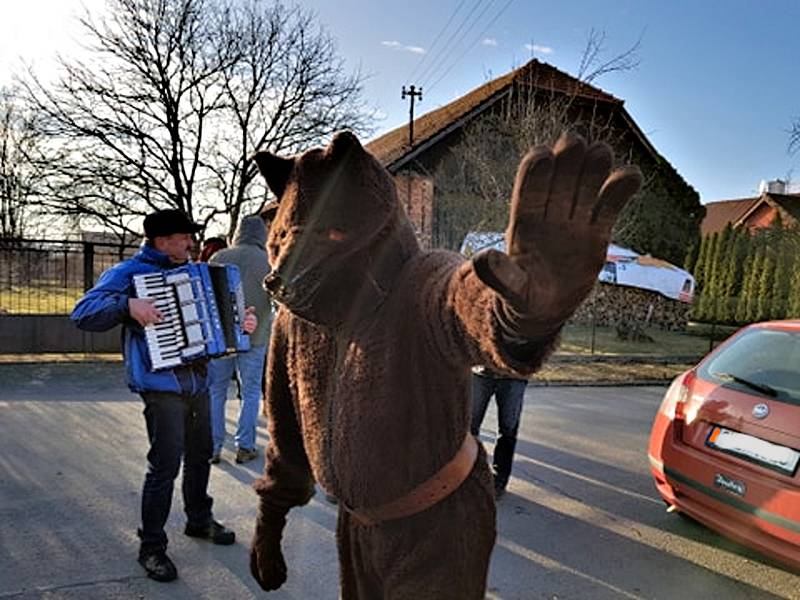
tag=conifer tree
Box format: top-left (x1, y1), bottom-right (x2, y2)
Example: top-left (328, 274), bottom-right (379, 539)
top-left (692, 233), bottom-right (716, 320)
top-left (693, 234), bottom-right (710, 289)
top-left (771, 243), bottom-right (790, 319)
top-left (684, 240), bottom-right (700, 274)
top-left (735, 251), bottom-right (755, 323)
top-left (720, 228), bottom-right (748, 323)
top-left (755, 249), bottom-right (775, 322)
top-left (709, 224), bottom-right (734, 321)
top-left (744, 246), bottom-right (765, 323)
top-left (787, 254), bottom-right (800, 317)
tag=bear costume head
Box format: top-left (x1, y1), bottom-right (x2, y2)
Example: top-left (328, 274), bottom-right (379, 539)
top-left (254, 131), bottom-right (420, 328)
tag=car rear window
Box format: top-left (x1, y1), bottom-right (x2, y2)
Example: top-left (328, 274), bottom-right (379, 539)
top-left (698, 327), bottom-right (800, 404)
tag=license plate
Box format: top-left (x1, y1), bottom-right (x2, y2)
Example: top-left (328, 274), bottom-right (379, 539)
top-left (706, 425), bottom-right (800, 475)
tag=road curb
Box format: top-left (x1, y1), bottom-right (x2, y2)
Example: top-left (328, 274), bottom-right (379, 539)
top-left (0, 359), bottom-right (673, 387)
top-left (530, 379), bottom-right (670, 388)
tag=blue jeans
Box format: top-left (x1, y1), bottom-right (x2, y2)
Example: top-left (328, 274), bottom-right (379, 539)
top-left (470, 373), bottom-right (527, 490)
top-left (139, 391), bottom-right (214, 552)
top-left (208, 345), bottom-right (267, 453)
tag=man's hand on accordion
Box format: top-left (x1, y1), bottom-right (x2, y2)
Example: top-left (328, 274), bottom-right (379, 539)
top-left (243, 306), bottom-right (258, 335)
top-left (128, 298), bottom-right (163, 327)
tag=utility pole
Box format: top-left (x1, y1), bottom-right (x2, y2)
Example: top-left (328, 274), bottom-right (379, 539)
top-left (401, 85), bottom-right (422, 147)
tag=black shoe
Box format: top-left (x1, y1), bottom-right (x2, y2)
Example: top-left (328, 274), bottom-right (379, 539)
top-left (494, 484), bottom-right (507, 499)
top-left (235, 447), bottom-right (258, 464)
top-left (209, 453), bottom-right (221, 465)
top-left (138, 550), bottom-right (177, 582)
top-left (184, 520), bottom-right (235, 545)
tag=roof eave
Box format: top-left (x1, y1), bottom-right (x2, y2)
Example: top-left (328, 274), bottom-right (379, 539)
top-left (733, 194), bottom-right (770, 228)
top-left (385, 97), bottom-right (658, 173)
top-left (385, 85), bottom-right (514, 173)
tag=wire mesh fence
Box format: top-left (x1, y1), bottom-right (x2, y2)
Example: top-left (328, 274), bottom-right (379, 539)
top-left (0, 237), bottom-right (767, 357)
top-left (0, 238), bottom-right (138, 314)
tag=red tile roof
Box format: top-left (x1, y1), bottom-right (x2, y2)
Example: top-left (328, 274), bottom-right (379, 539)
top-left (700, 193), bottom-right (800, 236)
top-left (365, 59), bottom-right (623, 169)
top-left (700, 197), bottom-right (760, 236)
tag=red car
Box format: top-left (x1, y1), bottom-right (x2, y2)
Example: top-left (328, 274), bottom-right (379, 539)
top-left (648, 320), bottom-right (800, 571)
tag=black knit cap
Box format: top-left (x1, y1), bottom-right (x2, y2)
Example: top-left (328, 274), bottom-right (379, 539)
top-left (143, 209), bottom-right (203, 239)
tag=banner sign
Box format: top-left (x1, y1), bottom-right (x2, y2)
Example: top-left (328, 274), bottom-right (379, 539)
top-left (461, 234), bottom-right (695, 304)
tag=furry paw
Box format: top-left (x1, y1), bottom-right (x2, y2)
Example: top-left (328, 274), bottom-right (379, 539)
top-left (250, 541), bottom-right (288, 591)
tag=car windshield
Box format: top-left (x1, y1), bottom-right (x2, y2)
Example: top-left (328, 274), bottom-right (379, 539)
top-left (699, 327), bottom-right (800, 404)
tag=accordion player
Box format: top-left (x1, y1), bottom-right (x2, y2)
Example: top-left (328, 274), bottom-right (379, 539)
top-left (133, 263), bottom-right (251, 371)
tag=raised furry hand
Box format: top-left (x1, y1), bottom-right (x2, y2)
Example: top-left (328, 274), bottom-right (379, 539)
top-left (250, 504), bottom-right (289, 591)
top-left (472, 131), bottom-right (643, 342)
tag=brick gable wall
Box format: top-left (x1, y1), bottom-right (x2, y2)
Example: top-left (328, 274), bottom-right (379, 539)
top-left (394, 173), bottom-right (434, 250)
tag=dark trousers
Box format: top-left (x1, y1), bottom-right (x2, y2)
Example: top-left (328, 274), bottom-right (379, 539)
top-left (138, 391), bottom-right (214, 552)
top-left (469, 373), bottom-right (527, 490)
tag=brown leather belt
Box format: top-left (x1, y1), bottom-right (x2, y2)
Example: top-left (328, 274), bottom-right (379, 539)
top-left (342, 433), bottom-right (479, 527)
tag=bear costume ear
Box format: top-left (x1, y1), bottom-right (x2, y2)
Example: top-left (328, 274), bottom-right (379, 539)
top-left (254, 151), bottom-right (294, 199)
top-left (328, 130), bottom-right (362, 158)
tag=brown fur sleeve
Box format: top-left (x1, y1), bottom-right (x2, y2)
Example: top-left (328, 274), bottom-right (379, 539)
top-left (423, 253), bottom-right (560, 377)
top-left (252, 309), bottom-right (315, 509)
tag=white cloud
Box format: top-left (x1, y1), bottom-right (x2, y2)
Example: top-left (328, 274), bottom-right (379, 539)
top-left (381, 40), bottom-right (425, 54)
top-left (524, 43), bottom-right (554, 55)
top-left (481, 38), bottom-right (498, 47)
top-left (0, 0), bottom-right (107, 86)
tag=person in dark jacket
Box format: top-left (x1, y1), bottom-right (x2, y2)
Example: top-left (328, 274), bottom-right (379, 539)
top-left (71, 209), bottom-right (257, 583)
top-left (470, 366), bottom-right (529, 498)
top-left (198, 236), bottom-right (227, 262)
top-left (208, 215), bottom-right (273, 464)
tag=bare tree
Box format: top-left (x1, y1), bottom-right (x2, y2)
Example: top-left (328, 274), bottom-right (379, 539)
top-left (432, 32), bottom-right (639, 250)
top-left (20, 0), bottom-right (370, 240)
top-left (0, 88), bottom-right (40, 239)
top-left (208, 2), bottom-right (369, 234)
top-left (577, 28), bottom-right (641, 84)
top-left (789, 121), bottom-right (800, 157)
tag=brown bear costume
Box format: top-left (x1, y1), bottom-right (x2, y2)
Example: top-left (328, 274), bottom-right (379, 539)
top-left (249, 131), bottom-right (641, 599)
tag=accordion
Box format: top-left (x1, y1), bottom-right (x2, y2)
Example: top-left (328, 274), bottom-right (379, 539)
top-left (133, 263), bottom-right (251, 371)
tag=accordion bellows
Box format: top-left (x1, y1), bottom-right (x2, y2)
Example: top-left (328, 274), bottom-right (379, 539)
top-left (133, 263), bottom-right (251, 371)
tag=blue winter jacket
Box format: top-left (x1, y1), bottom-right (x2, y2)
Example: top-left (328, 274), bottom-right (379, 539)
top-left (70, 243), bottom-right (209, 396)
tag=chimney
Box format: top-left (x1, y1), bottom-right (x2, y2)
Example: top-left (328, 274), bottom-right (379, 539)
top-left (759, 179), bottom-right (786, 194)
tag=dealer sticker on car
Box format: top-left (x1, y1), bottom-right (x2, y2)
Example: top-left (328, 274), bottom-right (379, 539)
top-left (714, 473), bottom-right (747, 497)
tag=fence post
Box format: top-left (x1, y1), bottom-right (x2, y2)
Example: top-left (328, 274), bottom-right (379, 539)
top-left (708, 321), bottom-right (716, 354)
top-left (83, 242), bottom-right (95, 292)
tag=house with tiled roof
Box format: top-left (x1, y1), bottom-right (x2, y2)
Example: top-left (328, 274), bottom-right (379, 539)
top-left (365, 58), bottom-right (701, 264)
top-left (701, 184), bottom-right (800, 236)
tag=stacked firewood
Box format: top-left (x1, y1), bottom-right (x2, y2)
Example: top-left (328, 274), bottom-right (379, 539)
top-left (569, 283), bottom-right (691, 332)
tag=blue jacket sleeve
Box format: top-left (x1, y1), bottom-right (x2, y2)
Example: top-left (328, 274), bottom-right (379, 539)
top-left (70, 262), bottom-right (135, 332)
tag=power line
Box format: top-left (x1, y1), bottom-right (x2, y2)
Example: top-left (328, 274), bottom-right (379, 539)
top-left (426, 0), bottom-right (515, 95)
top-left (416, 0), bottom-right (487, 89)
top-left (407, 0), bottom-right (468, 84)
top-left (419, 0), bottom-right (500, 91)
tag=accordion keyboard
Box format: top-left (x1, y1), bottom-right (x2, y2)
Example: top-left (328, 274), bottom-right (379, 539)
top-left (133, 271), bottom-right (207, 370)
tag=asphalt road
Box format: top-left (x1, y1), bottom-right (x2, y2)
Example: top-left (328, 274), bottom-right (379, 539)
top-left (0, 363), bottom-right (798, 599)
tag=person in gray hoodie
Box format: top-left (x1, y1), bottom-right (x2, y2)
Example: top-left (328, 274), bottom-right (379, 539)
top-left (208, 215), bottom-right (273, 464)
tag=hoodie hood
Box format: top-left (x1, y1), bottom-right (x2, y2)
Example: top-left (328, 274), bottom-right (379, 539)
top-left (232, 215), bottom-right (267, 248)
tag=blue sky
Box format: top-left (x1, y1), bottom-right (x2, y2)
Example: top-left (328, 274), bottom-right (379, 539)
top-left (2, 1), bottom-right (799, 203)
top-left (300, 0), bottom-right (800, 203)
